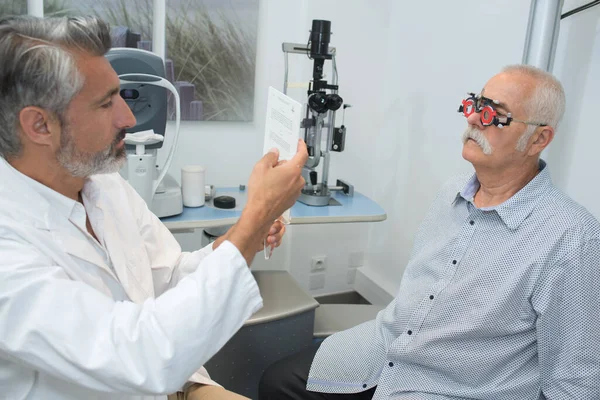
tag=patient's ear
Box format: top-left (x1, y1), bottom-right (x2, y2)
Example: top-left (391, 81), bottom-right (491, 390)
top-left (527, 126), bottom-right (554, 157)
top-left (18, 106), bottom-right (57, 147)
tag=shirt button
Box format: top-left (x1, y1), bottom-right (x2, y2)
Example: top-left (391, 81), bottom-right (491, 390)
top-left (469, 220), bottom-right (475, 225)
top-left (407, 330), bottom-right (413, 335)
top-left (389, 362), bottom-right (394, 367)
top-left (363, 384), bottom-right (367, 388)
top-left (452, 260), bottom-right (457, 265)
top-left (429, 295), bottom-right (434, 300)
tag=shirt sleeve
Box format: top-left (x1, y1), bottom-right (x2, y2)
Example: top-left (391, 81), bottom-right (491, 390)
top-left (173, 245), bottom-right (215, 285)
top-left (0, 226), bottom-right (262, 395)
top-left (532, 237), bottom-right (600, 399)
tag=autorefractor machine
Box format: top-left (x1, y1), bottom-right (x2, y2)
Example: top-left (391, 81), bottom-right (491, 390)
top-left (106, 48), bottom-right (183, 218)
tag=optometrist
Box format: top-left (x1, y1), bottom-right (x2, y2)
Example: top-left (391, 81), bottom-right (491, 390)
top-left (0, 15), bottom-right (307, 400)
top-left (259, 65), bottom-right (600, 400)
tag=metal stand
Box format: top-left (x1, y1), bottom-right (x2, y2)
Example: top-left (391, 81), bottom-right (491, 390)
top-left (282, 20), bottom-right (353, 207)
top-left (299, 184), bottom-right (331, 206)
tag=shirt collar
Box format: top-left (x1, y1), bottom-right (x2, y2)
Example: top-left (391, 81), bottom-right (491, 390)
top-left (453, 159), bottom-right (553, 230)
top-left (0, 157), bottom-right (82, 224)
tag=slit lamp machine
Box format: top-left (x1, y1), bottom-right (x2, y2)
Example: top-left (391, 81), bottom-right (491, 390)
top-left (283, 19), bottom-right (354, 206)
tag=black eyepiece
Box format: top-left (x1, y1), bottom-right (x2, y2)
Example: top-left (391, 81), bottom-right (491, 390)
top-left (310, 20), bottom-right (331, 59)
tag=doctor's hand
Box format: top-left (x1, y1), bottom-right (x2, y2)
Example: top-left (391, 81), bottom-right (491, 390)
top-left (246, 139), bottom-right (308, 223)
top-left (259, 218), bottom-right (286, 253)
top-left (226, 140), bottom-right (307, 265)
top-left (212, 218), bottom-right (286, 254)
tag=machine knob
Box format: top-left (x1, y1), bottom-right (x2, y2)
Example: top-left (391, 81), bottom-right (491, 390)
top-left (309, 171), bottom-right (318, 185)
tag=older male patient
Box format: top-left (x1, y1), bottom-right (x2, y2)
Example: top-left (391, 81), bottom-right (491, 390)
top-left (0, 15), bottom-right (308, 400)
top-left (259, 65), bottom-right (600, 399)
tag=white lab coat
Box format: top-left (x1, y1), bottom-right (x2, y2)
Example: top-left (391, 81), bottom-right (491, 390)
top-left (0, 157), bottom-right (263, 400)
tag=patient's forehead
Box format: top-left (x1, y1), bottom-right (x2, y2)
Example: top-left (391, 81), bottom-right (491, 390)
top-left (481, 72), bottom-right (534, 114)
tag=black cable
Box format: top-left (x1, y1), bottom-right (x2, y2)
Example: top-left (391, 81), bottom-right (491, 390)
top-left (561, 0), bottom-right (600, 19)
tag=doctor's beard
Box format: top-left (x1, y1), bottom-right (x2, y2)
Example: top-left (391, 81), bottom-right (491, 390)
top-left (56, 127), bottom-right (127, 178)
top-left (462, 127), bottom-right (493, 155)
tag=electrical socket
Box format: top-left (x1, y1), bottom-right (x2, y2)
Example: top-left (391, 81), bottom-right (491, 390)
top-left (311, 255), bottom-right (327, 272)
top-left (309, 273), bottom-right (326, 290)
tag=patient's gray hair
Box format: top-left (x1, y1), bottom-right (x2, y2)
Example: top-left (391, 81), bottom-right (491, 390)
top-left (0, 15), bottom-right (111, 158)
top-left (501, 65), bottom-right (566, 152)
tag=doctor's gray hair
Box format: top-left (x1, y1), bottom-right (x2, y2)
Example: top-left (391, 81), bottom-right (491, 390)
top-left (501, 65), bottom-right (566, 152)
top-left (0, 15), bottom-right (111, 158)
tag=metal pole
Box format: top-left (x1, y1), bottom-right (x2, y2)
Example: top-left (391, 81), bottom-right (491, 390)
top-left (522, 0), bottom-right (564, 71)
top-left (153, 0), bottom-right (166, 61)
top-left (320, 52), bottom-right (338, 192)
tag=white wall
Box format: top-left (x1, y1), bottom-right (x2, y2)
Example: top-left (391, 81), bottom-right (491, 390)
top-left (357, 0), bottom-right (532, 300)
top-left (170, 0), bottom-right (388, 297)
top-left (166, 0), bottom-right (313, 276)
top-left (166, 0), bottom-right (536, 300)
top-left (547, 0), bottom-right (600, 220)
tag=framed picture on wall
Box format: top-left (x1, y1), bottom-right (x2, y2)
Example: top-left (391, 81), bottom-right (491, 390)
top-left (3, 0), bottom-right (259, 122)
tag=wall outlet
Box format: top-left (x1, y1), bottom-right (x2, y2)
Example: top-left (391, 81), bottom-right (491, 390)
top-left (347, 267), bottom-right (357, 284)
top-left (309, 273), bottom-right (326, 290)
top-left (311, 255), bottom-right (327, 272)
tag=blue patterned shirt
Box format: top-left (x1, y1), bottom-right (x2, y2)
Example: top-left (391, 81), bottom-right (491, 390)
top-left (307, 160), bottom-right (600, 399)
